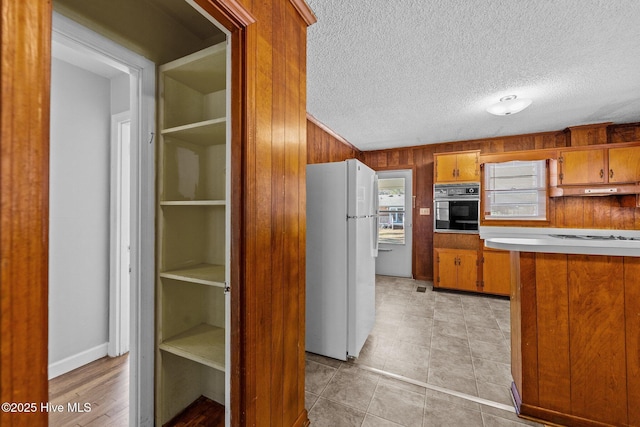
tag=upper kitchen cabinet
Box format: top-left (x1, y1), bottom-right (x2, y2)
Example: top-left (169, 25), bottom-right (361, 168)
top-left (608, 145), bottom-right (640, 183)
top-left (434, 150), bottom-right (480, 183)
top-left (558, 142), bottom-right (640, 186)
top-left (558, 148), bottom-right (605, 185)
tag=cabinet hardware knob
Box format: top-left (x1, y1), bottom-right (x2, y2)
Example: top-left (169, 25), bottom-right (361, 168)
top-left (600, 169), bottom-right (604, 179)
top-left (610, 169), bottom-right (614, 179)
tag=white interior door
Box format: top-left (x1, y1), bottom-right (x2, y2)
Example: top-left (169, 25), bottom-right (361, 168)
top-left (375, 170), bottom-right (413, 277)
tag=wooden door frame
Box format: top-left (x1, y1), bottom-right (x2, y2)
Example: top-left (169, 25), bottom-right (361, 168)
top-left (0, 1), bottom-right (52, 426)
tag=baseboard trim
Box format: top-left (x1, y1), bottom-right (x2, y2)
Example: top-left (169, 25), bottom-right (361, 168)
top-left (48, 343), bottom-right (109, 379)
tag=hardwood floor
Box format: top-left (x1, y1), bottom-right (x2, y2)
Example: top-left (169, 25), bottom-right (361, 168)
top-left (48, 354), bottom-right (225, 426)
top-left (48, 354), bottom-right (129, 427)
top-left (164, 396), bottom-right (225, 427)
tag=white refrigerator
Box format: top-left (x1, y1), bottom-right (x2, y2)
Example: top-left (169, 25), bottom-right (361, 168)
top-left (306, 159), bottom-right (378, 360)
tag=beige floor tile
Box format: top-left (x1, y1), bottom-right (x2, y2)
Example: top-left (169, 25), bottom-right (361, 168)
top-left (308, 397), bottom-right (365, 427)
top-left (320, 364), bottom-right (380, 412)
top-left (305, 359), bottom-right (337, 395)
top-left (367, 382), bottom-right (426, 427)
top-left (423, 394), bottom-right (484, 427)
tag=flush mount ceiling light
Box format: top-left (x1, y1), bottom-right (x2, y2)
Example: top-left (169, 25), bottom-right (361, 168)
top-left (486, 95), bottom-right (533, 116)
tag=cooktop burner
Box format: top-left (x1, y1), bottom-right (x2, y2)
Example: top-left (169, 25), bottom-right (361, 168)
top-left (549, 234), bottom-right (639, 241)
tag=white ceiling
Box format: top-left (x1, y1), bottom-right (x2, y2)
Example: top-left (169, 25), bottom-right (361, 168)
top-left (305, 0), bottom-right (640, 151)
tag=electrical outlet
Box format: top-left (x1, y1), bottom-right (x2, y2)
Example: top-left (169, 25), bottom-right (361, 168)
top-left (419, 207), bottom-right (430, 215)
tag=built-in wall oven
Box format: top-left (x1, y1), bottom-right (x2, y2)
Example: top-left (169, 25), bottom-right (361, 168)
top-left (434, 183), bottom-right (480, 233)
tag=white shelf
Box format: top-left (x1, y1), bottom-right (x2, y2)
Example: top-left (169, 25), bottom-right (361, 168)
top-left (162, 118), bottom-right (226, 146)
top-left (161, 200), bottom-right (226, 206)
top-left (160, 264), bottom-right (225, 287)
top-left (159, 323), bottom-right (225, 371)
top-left (161, 44), bottom-right (226, 94)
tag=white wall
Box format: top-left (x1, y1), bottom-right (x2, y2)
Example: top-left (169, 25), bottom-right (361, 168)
top-left (111, 72), bottom-right (130, 115)
top-left (49, 58), bottom-right (114, 375)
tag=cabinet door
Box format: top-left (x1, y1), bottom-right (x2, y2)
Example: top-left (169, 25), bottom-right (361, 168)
top-left (482, 248), bottom-right (510, 296)
top-left (456, 250), bottom-right (479, 292)
top-left (435, 249), bottom-right (459, 289)
top-left (456, 152), bottom-right (479, 182)
top-left (435, 154), bottom-right (458, 183)
top-left (560, 149), bottom-right (605, 185)
top-left (608, 146), bottom-right (640, 183)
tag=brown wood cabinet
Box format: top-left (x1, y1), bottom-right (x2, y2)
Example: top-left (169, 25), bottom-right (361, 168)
top-left (434, 151), bottom-right (480, 183)
top-left (433, 234), bottom-right (510, 296)
top-left (559, 143), bottom-right (640, 185)
top-left (558, 147), bottom-right (605, 185)
top-left (434, 248), bottom-right (478, 292)
top-left (608, 145), bottom-right (640, 183)
top-left (511, 253), bottom-right (640, 427)
top-left (480, 246), bottom-right (510, 296)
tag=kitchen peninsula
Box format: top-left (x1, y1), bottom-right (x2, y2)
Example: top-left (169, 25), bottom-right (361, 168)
top-left (481, 226), bottom-right (640, 427)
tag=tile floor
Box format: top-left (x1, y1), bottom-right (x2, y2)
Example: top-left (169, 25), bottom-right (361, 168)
top-left (305, 276), bottom-right (544, 427)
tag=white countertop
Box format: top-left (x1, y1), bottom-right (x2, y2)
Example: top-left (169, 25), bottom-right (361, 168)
top-left (480, 226), bottom-right (640, 257)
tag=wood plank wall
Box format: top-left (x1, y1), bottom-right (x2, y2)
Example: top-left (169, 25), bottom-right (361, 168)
top-left (307, 119), bottom-right (640, 281)
top-left (307, 115), bottom-right (363, 164)
top-left (0, 1), bottom-right (52, 427)
top-left (238, 0), bottom-right (312, 425)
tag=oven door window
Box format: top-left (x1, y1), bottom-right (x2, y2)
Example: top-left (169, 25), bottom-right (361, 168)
top-left (435, 199), bottom-right (478, 231)
top-left (434, 200), bottom-right (450, 229)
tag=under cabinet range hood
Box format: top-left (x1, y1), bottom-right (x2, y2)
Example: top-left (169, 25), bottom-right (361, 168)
top-left (549, 182), bottom-right (640, 197)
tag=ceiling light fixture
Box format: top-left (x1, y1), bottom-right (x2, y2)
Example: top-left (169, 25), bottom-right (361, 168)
top-left (486, 95), bottom-right (532, 116)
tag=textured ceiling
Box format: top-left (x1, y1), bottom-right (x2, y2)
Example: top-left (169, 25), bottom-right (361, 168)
top-left (305, 0), bottom-right (640, 150)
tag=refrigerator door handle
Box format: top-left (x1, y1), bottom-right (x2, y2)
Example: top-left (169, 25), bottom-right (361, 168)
top-left (372, 174), bottom-right (379, 256)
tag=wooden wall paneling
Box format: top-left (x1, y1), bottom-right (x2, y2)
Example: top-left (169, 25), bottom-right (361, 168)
top-left (625, 257), bottom-right (640, 427)
top-left (534, 254), bottom-right (570, 412)
top-left (565, 123), bottom-right (611, 147)
top-left (240, 11), bottom-right (258, 426)
top-left (519, 253), bottom-right (539, 407)
top-left (560, 197), bottom-right (585, 228)
top-left (282, 3), bottom-right (304, 424)
top-left (270, 2), bottom-right (286, 425)
top-left (568, 255), bottom-right (626, 425)
top-left (296, 15), bottom-right (308, 424)
top-left (306, 115), bottom-right (361, 164)
top-left (233, 0), bottom-right (311, 424)
top-left (253, 1), bottom-right (275, 423)
top-left (510, 252), bottom-right (523, 399)
top-left (609, 122), bottom-right (640, 143)
top-left (0, 1), bottom-right (51, 426)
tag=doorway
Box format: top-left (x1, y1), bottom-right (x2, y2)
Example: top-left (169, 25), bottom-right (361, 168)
top-left (49, 12), bottom-right (156, 426)
top-left (376, 169), bottom-right (413, 277)
top-left (109, 111), bottom-right (132, 357)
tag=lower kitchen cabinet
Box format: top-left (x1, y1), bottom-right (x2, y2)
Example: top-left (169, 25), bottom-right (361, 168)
top-left (434, 248), bottom-right (478, 292)
top-left (433, 233), bottom-right (509, 296)
top-left (480, 246), bottom-right (510, 296)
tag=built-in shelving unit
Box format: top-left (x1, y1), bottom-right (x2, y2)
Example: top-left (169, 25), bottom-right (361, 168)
top-left (156, 41), bottom-right (230, 425)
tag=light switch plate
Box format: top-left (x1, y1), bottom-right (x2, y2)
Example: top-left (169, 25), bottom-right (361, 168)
top-left (420, 207), bottom-right (430, 215)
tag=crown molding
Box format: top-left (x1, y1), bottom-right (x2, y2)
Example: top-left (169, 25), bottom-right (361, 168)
top-left (289, 0), bottom-right (317, 26)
